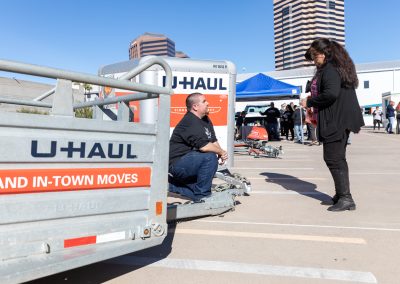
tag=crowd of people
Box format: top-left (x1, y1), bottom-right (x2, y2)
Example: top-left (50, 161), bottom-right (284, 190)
top-left (382, 101), bottom-right (400, 134)
top-left (236, 100), bottom-right (400, 142)
top-left (370, 101), bottom-right (400, 134)
top-left (236, 101), bottom-right (320, 146)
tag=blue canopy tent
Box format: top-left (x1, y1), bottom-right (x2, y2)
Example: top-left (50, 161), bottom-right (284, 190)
top-left (236, 73), bottom-right (301, 101)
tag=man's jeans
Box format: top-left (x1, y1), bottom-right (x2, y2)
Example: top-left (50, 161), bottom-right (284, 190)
top-left (294, 124), bottom-right (304, 142)
top-left (169, 151), bottom-right (218, 200)
top-left (387, 117), bottom-right (395, 133)
top-left (266, 122), bottom-right (279, 140)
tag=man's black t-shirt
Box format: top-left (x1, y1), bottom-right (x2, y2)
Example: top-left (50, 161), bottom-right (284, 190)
top-left (169, 112), bottom-right (217, 166)
top-left (261, 107), bottom-right (281, 123)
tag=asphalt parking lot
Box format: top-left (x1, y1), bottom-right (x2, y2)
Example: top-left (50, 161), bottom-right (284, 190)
top-left (29, 128), bottom-right (400, 284)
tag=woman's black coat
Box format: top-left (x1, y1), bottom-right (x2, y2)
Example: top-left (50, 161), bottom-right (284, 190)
top-left (306, 63), bottom-right (364, 142)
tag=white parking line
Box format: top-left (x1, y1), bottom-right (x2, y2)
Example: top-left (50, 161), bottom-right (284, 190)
top-left (109, 256), bottom-right (377, 283)
top-left (172, 228), bottom-right (366, 244)
top-left (248, 177), bottom-right (326, 180)
top-left (250, 191), bottom-right (326, 195)
top-left (232, 167), bottom-right (314, 170)
top-left (195, 220), bottom-right (400, 232)
top-left (361, 132), bottom-right (399, 142)
top-left (351, 172), bottom-right (398, 175)
top-left (234, 159), bottom-right (314, 162)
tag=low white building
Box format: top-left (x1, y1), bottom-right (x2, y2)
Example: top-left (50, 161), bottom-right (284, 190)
top-left (237, 60), bottom-right (400, 126)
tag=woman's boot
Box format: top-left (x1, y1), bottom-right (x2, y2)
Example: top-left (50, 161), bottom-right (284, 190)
top-left (328, 198), bottom-right (356, 211)
top-left (327, 169), bottom-right (356, 211)
top-left (321, 194), bottom-right (339, 205)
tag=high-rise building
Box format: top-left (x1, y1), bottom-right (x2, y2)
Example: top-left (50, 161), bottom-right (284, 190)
top-left (129, 33), bottom-right (176, 59)
top-left (175, 51), bottom-right (189, 58)
top-left (273, 0), bottom-right (345, 70)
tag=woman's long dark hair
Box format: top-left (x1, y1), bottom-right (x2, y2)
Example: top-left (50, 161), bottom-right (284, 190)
top-left (305, 38), bottom-right (358, 88)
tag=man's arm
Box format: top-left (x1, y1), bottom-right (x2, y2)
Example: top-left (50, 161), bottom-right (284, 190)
top-left (200, 142), bottom-right (228, 163)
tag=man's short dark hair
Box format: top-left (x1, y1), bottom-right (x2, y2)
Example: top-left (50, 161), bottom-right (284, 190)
top-left (186, 92), bottom-right (203, 111)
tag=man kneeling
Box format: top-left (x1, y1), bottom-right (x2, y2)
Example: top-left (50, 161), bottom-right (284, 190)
top-left (168, 92), bottom-right (228, 201)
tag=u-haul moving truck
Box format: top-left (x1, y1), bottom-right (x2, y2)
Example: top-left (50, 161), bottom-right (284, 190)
top-left (99, 56), bottom-right (236, 167)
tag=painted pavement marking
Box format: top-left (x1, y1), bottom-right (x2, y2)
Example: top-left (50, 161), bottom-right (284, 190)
top-left (108, 256), bottom-right (377, 283)
top-left (361, 132), bottom-right (400, 142)
top-left (247, 177), bottom-right (326, 180)
top-left (234, 159), bottom-right (314, 162)
top-left (232, 167), bottom-right (314, 170)
top-left (250, 191), bottom-right (327, 195)
top-left (171, 228), bottom-right (366, 244)
top-left (195, 220), bottom-right (400, 232)
top-left (351, 172), bottom-right (398, 175)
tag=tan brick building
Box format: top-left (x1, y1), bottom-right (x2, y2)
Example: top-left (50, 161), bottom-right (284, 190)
top-left (273, 0), bottom-right (345, 70)
top-left (129, 33), bottom-right (178, 59)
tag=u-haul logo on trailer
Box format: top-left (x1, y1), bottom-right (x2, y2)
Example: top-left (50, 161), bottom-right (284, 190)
top-left (160, 72), bottom-right (230, 128)
top-left (31, 140), bottom-right (138, 159)
top-left (162, 76), bottom-right (227, 91)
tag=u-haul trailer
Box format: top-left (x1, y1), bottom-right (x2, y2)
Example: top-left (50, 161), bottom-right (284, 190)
top-left (99, 56), bottom-right (237, 167)
top-left (100, 57), bottom-right (251, 220)
top-left (0, 58), bottom-right (173, 284)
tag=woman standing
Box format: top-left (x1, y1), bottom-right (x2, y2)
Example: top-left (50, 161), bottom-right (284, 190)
top-left (305, 38), bottom-right (364, 212)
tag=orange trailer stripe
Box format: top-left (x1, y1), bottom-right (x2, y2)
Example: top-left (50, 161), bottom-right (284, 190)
top-left (64, 236), bottom-right (97, 248)
top-left (0, 167), bottom-right (151, 194)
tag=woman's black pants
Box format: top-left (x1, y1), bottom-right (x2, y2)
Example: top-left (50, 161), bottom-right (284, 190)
top-left (396, 118), bottom-right (400, 134)
top-left (322, 131), bottom-right (353, 201)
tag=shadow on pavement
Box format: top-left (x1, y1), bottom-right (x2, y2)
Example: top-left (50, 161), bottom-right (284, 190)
top-left (260, 172), bottom-right (332, 202)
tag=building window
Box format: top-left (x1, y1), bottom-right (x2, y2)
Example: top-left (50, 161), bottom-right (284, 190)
top-left (282, 7), bottom-right (290, 16)
top-left (362, 107), bottom-right (371, 115)
top-left (364, 80), bottom-right (370, 89)
top-left (328, 1), bottom-right (336, 9)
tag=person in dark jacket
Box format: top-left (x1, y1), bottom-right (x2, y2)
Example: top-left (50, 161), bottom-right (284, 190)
top-left (235, 111), bottom-right (246, 140)
top-left (292, 101), bottom-right (306, 143)
top-left (385, 101), bottom-right (395, 134)
top-left (305, 38), bottom-right (364, 212)
top-left (260, 102), bottom-right (281, 141)
top-left (281, 105), bottom-right (294, 140)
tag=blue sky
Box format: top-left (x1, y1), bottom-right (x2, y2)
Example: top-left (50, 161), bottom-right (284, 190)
top-left (0, 0), bottom-right (399, 80)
